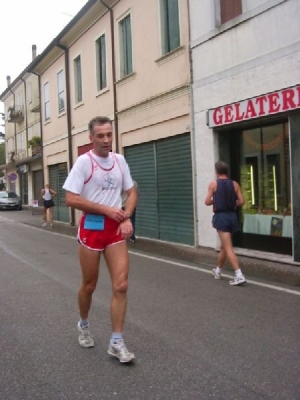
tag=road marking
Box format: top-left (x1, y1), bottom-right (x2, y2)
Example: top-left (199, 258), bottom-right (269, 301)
top-left (1, 215), bottom-right (299, 296)
top-left (129, 251), bottom-right (300, 296)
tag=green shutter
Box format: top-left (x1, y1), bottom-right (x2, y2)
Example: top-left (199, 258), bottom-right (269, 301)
top-left (49, 163), bottom-right (69, 223)
top-left (156, 134), bottom-right (194, 245)
top-left (125, 133), bottom-right (194, 245)
top-left (125, 143), bottom-right (158, 238)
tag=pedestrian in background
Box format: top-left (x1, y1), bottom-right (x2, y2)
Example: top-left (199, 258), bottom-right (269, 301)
top-left (122, 180), bottom-right (139, 242)
top-left (205, 161), bottom-right (246, 286)
top-left (63, 116), bottom-right (138, 363)
top-left (41, 184), bottom-right (56, 227)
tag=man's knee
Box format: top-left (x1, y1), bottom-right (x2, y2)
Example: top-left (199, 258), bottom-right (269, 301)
top-left (81, 281), bottom-right (97, 295)
top-left (113, 279), bottom-right (128, 295)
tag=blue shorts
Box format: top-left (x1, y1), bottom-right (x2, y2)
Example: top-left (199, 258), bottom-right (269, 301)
top-left (212, 212), bottom-right (239, 233)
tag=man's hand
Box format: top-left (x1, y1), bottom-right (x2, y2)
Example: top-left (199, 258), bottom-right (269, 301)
top-left (107, 207), bottom-right (127, 223)
top-left (118, 219), bottom-right (133, 239)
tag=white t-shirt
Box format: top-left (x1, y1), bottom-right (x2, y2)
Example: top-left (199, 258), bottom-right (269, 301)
top-left (63, 151), bottom-right (133, 209)
top-left (44, 189), bottom-right (52, 201)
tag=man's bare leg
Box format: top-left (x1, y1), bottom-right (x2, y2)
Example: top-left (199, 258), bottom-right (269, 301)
top-left (104, 241), bottom-right (128, 333)
top-left (78, 244), bottom-right (100, 320)
top-left (217, 245), bottom-right (226, 268)
top-left (218, 231), bottom-right (246, 285)
top-left (104, 241), bottom-right (134, 362)
top-left (217, 231), bottom-right (239, 271)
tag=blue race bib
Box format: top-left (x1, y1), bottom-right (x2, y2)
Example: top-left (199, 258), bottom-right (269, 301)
top-left (84, 214), bottom-right (105, 230)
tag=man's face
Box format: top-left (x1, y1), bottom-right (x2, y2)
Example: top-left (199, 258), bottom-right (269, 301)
top-left (90, 123), bottom-right (113, 157)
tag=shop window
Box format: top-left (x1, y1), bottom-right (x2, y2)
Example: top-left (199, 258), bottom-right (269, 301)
top-left (220, 0), bottom-right (242, 24)
top-left (240, 123), bottom-right (291, 238)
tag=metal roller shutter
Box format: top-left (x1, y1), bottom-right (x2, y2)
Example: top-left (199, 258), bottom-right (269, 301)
top-left (125, 142), bottom-right (158, 239)
top-left (156, 134), bottom-right (194, 245)
top-left (33, 170), bottom-right (44, 206)
top-left (49, 163), bottom-right (69, 223)
top-left (125, 133), bottom-right (194, 245)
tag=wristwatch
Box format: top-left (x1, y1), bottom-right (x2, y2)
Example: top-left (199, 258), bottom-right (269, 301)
top-left (125, 213), bottom-right (131, 219)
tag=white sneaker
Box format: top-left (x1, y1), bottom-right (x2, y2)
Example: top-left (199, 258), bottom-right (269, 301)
top-left (77, 321), bottom-right (94, 348)
top-left (212, 268), bottom-right (222, 279)
top-left (108, 339), bottom-right (135, 363)
top-left (229, 275), bottom-right (246, 286)
top-left (42, 222), bottom-right (47, 227)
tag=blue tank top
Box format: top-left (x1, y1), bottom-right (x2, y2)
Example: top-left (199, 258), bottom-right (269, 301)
top-left (213, 179), bottom-right (237, 213)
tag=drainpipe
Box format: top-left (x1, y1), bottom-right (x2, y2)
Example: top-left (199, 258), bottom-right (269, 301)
top-left (99, 0), bottom-right (119, 152)
top-left (30, 71), bottom-right (45, 192)
top-left (56, 41), bottom-right (75, 226)
top-left (187, 0), bottom-right (199, 248)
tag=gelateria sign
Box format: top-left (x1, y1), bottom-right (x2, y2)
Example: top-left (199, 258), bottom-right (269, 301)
top-left (207, 84), bottom-right (300, 128)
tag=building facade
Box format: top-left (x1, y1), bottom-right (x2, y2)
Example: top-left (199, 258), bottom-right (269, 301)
top-left (0, 49), bottom-right (43, 206)
top-left (189, 0), bottom-right (300, 261)
top-left (28, 0), bottom-right (194, 245)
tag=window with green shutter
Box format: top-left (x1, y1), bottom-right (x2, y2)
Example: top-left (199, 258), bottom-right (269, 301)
top-left (119, 14), bottom-right (133, 78)
top-left (161, 0), bottom-right (180, 55)
top-left (96, 34), bottom-right (107, 91)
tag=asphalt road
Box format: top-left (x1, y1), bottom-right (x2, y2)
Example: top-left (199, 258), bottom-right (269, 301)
top-left (0, 213), bottom-right (300, 400)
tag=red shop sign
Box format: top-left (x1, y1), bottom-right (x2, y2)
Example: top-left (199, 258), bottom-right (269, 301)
top-left (207, 84), bottom-right (300, 128)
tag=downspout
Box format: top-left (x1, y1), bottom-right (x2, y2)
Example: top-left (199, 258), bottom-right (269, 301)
top-left (187, 0), bottom-right (199, 248)
top-left (30, 71), bottom-right (45, 192)
top-left (99, 0), bottom-right (119, 152)
top-left (56, 42), bottom-right (75, 226)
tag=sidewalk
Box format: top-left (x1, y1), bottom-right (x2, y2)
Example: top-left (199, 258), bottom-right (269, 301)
top-left (14, 208), bottom-right (300, 287)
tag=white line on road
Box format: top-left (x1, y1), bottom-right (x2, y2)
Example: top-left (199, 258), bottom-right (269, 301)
top-left (129, 251), bottom-right (300, 297)
top-left (1, 215), bottom-right (300, 297)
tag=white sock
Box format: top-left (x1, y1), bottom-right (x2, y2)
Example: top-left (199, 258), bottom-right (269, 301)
top-left (216, 267), bottom-right (222, 274)
top-left (235, 269), bottom-right (243, 278)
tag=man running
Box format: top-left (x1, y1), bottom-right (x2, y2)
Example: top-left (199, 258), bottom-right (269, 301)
top-left (205, 161), bottom-right (246, 286)
top-left (63, 116), bottom-right (138, 362)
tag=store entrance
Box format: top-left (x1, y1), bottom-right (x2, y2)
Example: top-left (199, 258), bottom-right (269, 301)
top-left (222, 121), bottom-right (292, 255)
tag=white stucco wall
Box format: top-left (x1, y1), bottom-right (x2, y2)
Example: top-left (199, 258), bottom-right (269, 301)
top-left (190, 0), bottom-right (300, 249)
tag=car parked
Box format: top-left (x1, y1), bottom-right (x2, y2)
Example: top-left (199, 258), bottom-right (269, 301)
top-left (0, 191), bottom-right (22, 210)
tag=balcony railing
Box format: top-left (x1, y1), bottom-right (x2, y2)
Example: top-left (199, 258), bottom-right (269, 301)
top-left (15, 149), bottom-right (28, 161)
top-left (32, 145), bottom-right (42, 156)
top-left (7, 106), bottom-right (24, 123)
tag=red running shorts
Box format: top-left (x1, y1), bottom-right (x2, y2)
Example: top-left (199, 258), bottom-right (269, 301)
top-left (78, 213), bottom-right (124, 251)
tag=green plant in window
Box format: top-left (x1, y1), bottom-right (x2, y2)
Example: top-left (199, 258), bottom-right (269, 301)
top-left (28, 136), bottom-right (41, 148)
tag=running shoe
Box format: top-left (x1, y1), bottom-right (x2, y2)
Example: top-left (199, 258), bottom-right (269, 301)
top-left (77, 321), bottom-right (94, 348)
top-left (108, 339), bottom-right (135, 363)
top-left (229, 275), bottom-right (246, 286)
top-left (212, 268), bottom-right (222, 280)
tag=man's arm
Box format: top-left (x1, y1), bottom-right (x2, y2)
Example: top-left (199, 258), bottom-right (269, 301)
top-left (123, 186), bottom-right (138, 217)
top-left (234, 181), bottom-right (245, 207)
top-left (204, 181), bottom-right (216, 206)
top-left (50, 189), bottom-right (57, 197)
top-left (65, 192), bottom-right (126, 223)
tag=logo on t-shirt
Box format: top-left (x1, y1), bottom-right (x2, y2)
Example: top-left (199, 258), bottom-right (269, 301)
top-left (102, 173), bottom-right (117, 191)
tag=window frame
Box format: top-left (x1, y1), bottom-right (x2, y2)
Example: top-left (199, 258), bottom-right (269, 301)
top-left (27, 82), bottom-right (32, 104)
top-left (57, 69), bottom-right (65, 114)
top-left (95, 33), bottom-right (107, 92)
top-left (160, 0), bottom-right (181, 55)
top-left (73, 55), bottom-right (83, 104)
top-left (220, 0), bottom-right (242, 24)
top-left (43, 81), bottom-right (50, 121)
top-left (118, 12), bottom-right (133, 79)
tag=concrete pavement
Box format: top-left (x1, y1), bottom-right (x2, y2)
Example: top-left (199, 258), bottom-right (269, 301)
top-left (4, 207), bottom-right (300, 287)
